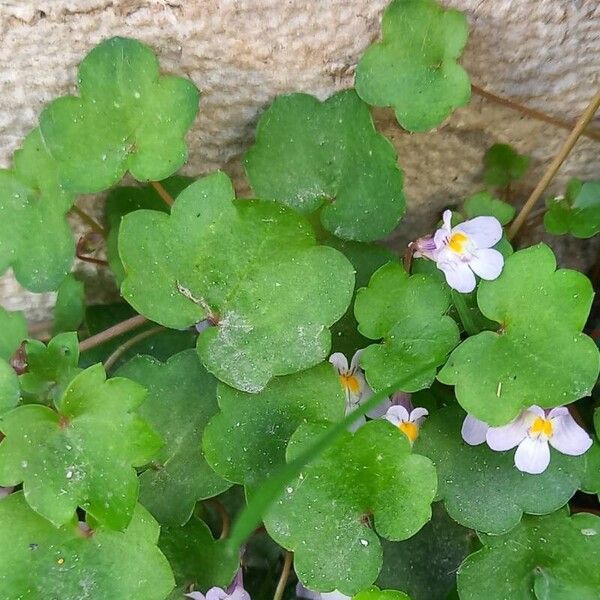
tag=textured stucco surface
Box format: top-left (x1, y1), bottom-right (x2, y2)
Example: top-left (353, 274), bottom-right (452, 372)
top-left (0, 0), bottom-right (599, 323)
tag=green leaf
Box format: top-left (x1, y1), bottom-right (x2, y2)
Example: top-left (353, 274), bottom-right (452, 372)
top-left (53, 274), bottom-right (85, 335)
top-left (355, 0), bottom-right (471, 132)
top-left (0, 129), bottom-right (74, 291)
top-left (0, 363), bottom-right (162, 529)
top-left (463, 192), bottom-right (516, 225)
top-left (355, 262), bottom-right (460, 392)
top-left (19, 332), bottom-right (81, 407)
top-left (105, 176), bottom-right (194, 284)
top-left (116, 350), bottom-right (230, 525)
top-left (244, 90), bottom-right (406, 241)
top-left (482, 143), bottom-right (530, 188)
top-left (544, 179), bottom-right (600, 239)
top-left (0, 492), bottom-right (175, 599)
top-left (159, 516), bottom-right (239, 591)
top-left (39, 37), bottom-right (199, 193)
top-left (119, 171), bottom-right (355, 393)
top-left (415, 406), bottom-right (587, 534)
top-left (354, 587), bottom-right (410, 600)
top-left (581, 437), bottom-right (600, 498)
top-left (264, 420), bottom-right (437, 595)
top-left (0, 361), bottom-right (19, 417)
top-left (80, 303), bottom-right (196, 370)
top-left (457, 510), bottom-right (600, 599)
top-left (438, 244), bottom-right (599, 425)
top-left (203, 362), bottom-right (346, 487)
top-left (377, 503), bottom-right (471, 600)
top-left (0, 307), bottom-right (27, 361)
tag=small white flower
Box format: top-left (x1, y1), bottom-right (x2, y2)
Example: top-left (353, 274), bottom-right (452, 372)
top-left (186, 570), bottom-right (250, 600)
top-left (384, 404), bottom-right (429, 444)
top-left (329, 350), bottom-right (390, 431)
top-left (486, 405), bottom-right (592, 474)
top-left (461, 414), bottom-right (490, 446)
top-left (414, 210), bottom-right (504, 293)
top-left (296, 582), bottom-right (350, 600)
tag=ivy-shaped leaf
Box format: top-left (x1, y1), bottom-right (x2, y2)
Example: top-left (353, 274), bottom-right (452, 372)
top-left (482, 143), bottom-right (530, 189)
top-left (355, 0), bottom-right (471, 132)
top-left (0, 363), bottom-right (162, 529)
top-left (159, 516), bottom-right (239, 592)
top-left (0, 492), bottom-right (175, 599)
top-left (544, 179), bottom-right (600, 239)
top-left (0, 307), bottom-right (27, 361)
top-left (203, 362), bottom-right (346, 487)
top-left (354, 263), bottom-right (460, 392)
top-left (415, 406), bottom-right (587, 534)
top-left (119, 171), bottom-right (355, 393)
top-left (438, 244), bottom-right (599, 425)
top-left (116, 350), bottom-right (230, 526)
top-left (581, 437), bottom-right (600, 499)
top-left (377, 503), bottom-right (471, 600)
top-left (105, 175), bottom-right (194, 284)
top-left (354, 588), bottom-right (410, 600)
top-left (52, 273), bottom-right (85, 335)
top-left (0, 129), bottom-right (74, 291)
top-left (39, 37), bottom-right (199, 193)
top-left (19, 332), bottom-right (81, 407)
top-left (264, 420), bottom-right (437, 595)
top-left (0, 361), bottom-right (19, 418)
top-left (457, 510), bottom-right (600, 599)
top-left (244, 90), bottom-right (406, 241)
top-left (463, 192), bottom-right (515, 225)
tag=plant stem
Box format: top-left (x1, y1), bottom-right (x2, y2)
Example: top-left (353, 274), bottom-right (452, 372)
top-left (451, 290), bottom-right (481, 336)
top-left (207, 499), bottom-right (231, 540)
top-left (79, 314), bottom-right (148, 352)
top-left (70, 205), bottom-right (106, 238)
top-left (471, 83), bottom-right (600, 143)
top-left (508, 88), bottom-right (600, 240)
top-left (150, 181), bottom-right (174, 207)
top-left (103, 326), bottom-right (164, 371)
top-left (273, 551), bottom-right (293, 600)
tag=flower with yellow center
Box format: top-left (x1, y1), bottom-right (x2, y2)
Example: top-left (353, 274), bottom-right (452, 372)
top-left (329, 350), bottom-right (391, 432)
top-left (486, 405), bottom-right (592, 474)
top-left (412, 209), bottom-right (504, 293)
top-left (384, 404), bottom-right (428, 444)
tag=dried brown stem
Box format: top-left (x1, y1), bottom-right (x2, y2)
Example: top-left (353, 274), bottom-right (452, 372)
top-left (79, 314), bottom-right (148, 352)
top-left (207, 499), bottom-right (231, 540)
top-left (508, 88), bottom-right (600, 240)
top-left (150, 181), bottom-right (174, 207)
top-left (472, 83), bottom-right (600, 142)
top-left (70, 205), bottom-right (106, 237)
top-left (103, 326), bottom-right (164, 372)
top-left (273, 551), bottom-right (293, 600)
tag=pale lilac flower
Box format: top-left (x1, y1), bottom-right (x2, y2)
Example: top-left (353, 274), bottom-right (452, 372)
top-left (0, 487), bottom-right (13, 500)
top-left (329, 350), bottom-right (390, 431)
top-left (414, 210), bottom-right (504, 293)
top-left (296, 582), bottom-right (350, 600)
top-left (486, 405), bottom-right (592, 474)
top-left (461, 414), bottom-right (490, 446)
top-left (384, 404), bottom-right (428, 444)
top-left (186, 570), bottom-right (249, 600)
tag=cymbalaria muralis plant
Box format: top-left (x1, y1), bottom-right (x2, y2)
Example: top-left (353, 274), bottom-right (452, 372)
top-left (1, 0), bottom-right (600, 598)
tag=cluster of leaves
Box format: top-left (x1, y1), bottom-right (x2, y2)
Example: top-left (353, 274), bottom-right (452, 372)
top-left (1, 1), bottom-right (600, 599)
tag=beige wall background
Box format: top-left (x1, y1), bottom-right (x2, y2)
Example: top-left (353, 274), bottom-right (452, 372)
top-left (1, 0), bottom-right (599, 323)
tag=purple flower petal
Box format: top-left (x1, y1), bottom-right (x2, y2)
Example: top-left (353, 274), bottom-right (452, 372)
top-left (329, 352), bottom-right (349, 373)
top-left (461, 415), bottom-right (489, 446)
top-left (455, 216), bottom-right (502, 249)
top-left (549, 413), bottom-right (592, 456)
top-left (437, 260), bottom-right (476, 293)
top-left (469, 248), bottom-right (504, 281)
top-left (486, 412), bottom-right (531, 451)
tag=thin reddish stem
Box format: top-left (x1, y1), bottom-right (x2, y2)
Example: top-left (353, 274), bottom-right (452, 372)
top-left (70, 205), bottom-right (106, 238)
top-left (150, 181), bottom-right (174, 207)
top-left (79, 314), bottom-right (148, 352)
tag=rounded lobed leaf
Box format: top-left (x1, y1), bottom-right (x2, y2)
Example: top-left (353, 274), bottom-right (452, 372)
top-left (0, 363), bottom-right (163, 529)
top-left (52, 274), bottom-right (85, 335)
top-left (482, 143), bottom-right (530, 189)
top-left (0, 307), bottom-right (27, 362)
top-left (116, 350), bottom-right (231, 526)
top-left (415, 406), bottom-right (587, 534)
top-left (438, 244), bottom-right (600, 425)
top-left (354, 587), bottom-right (410, 600)
top-left (355, 262), bottom-right (460, 392)
top-left (203, 362), bottom-right (346, 487)
top-left (355, 0), bottom-right (471, 132)
top-left (264, 419), bottom-right (437, 595)
top-left (245, 90), bottom-right (406, 241)
top-left (0, 492), bottom-right (175, 599)
top-left (119, 171), bottom-right (355, 393)
top-left (457, 510), bottom-right (600, 599)
top-left (463, 192), bottom-right (515, 226)
top-left (39, 37), bottom-right (199, 193)
top-left (0, 129), bottom-right (75, 292)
